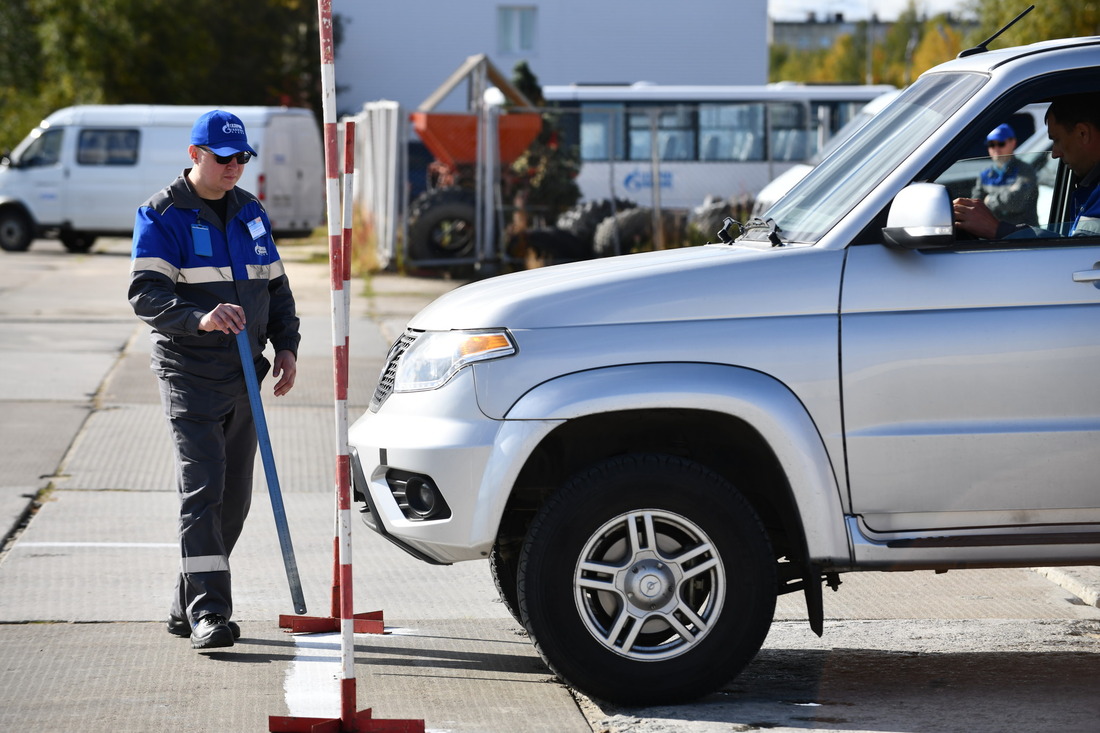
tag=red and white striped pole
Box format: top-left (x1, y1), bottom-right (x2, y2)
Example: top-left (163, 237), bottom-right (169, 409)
top-left (269, 2), bottom-right (423, 730)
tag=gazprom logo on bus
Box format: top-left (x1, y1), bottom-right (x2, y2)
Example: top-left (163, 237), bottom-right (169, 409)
top-left (623, 169), bottom-right (673, 192)
top-left (222, 121), bottom-right (246, 137)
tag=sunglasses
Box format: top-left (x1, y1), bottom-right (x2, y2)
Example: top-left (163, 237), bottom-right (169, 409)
top-left (199, 146), bottom-right (252, 165)
top-left (987, 140), bottom-right (1009, 149)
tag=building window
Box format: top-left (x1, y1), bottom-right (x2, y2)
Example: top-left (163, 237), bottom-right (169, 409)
top-left (498, 6), bottom-right (536, 55)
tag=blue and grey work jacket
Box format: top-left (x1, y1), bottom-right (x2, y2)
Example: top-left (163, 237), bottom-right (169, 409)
top-left (128, 171), bottom-right (300, 389)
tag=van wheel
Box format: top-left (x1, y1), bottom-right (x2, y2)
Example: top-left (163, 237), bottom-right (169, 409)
top-left (0, 209), bottom-right (33, 252)
top-left (517, 453), bottom-right (776, 705)
top-left (60, 231), bottom-right (96, 253)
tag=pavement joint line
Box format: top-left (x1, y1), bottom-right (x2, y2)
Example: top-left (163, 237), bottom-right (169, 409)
top-left (12, 541), bottom-right (177, 549)
top-left (0, 485), bottom-right (52, 564)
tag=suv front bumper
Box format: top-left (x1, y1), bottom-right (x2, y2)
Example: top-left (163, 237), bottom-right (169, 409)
top-left (348, 369), bottom-right (560, 564)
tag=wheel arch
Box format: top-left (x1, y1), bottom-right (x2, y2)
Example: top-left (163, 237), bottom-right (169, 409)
top-left (0, 197), bottom-right (37, 225)
top-left (495, 363), bottom-right (851, 568)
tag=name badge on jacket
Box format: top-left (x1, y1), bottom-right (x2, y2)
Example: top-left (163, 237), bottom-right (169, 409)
top-left (247, 216), bottom-right (266, 240)
top-left (191, 223), bottom-right (212, 257)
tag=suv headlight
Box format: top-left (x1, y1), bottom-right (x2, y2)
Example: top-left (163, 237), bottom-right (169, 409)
top-left (394, 329), bottom-right (516, 392)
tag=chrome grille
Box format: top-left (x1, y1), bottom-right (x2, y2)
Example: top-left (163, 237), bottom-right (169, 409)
top-left (369, 331), bottom-right (416, 412)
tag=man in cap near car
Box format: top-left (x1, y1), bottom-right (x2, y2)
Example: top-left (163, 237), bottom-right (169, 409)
top-left (128, 109), bottom-right (300, 650)
top-left (969, 123), bottom-right (1039, 226)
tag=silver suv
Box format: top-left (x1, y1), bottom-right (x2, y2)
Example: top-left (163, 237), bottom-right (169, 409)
top-left (349, 36), bottom-right (1100, 705)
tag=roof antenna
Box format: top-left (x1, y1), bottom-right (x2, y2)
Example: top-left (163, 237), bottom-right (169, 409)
top-left (958, 5), bottom-right (1034, 58)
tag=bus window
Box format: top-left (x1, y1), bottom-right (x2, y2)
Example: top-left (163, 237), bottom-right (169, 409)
top-left (579, 104), bottom-right (624, 161)
top-left (627, 105), bottom-right (696, 161)
top-left (699, 103), bottom-right (765, 162)
top-left (768, 102), bottom-right (811, 162)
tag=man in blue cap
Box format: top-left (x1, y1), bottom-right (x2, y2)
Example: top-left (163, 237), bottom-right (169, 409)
top-left (128, 110), bottom-right (300, 650)
top-left (970, 122), bottom-right (1039, 226)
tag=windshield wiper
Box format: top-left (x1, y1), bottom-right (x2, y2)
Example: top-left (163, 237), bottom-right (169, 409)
top-left (743, 217), bottom-right (784, 247)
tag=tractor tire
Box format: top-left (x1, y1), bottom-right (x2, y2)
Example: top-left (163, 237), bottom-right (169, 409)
top-left (554, 198), bottom-right (636, 253)
top-left (592, 207), bottom-right (656, 257)
top-left (406, 188), bottom-right (477, 262)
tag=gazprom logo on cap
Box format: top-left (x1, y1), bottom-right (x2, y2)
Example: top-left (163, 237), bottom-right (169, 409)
top-left (222, 121), bottom-right (246, 137)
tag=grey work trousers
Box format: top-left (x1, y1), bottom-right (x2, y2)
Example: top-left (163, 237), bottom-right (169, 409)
top-left (158, 372), bottom-right (257, 625)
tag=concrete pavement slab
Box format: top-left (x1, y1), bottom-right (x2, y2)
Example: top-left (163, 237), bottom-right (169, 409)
top-left (0, 349), bottom-right (119, 402)
top-left (0, 487), bottom-right (515, 624)
top-left (0, 247), bottom-right (131, 320)
top-left (788, 567), bottom-right (1100, 622)
top-left (586, 617), bottom-right (1100, 733)
top-left (0, 402), bottom-right (90, 488)
top-left (54, 404), bottom-right (174, 491)
top-left (0, 619), bottom-right (591, 733)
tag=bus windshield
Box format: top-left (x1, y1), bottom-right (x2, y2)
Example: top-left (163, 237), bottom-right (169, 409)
top-left (750, 73), bottom-right (987, 244)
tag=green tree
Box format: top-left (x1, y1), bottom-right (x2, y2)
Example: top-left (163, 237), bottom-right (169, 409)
top-left (0, 0), bottom-right (331, 152)
top-left (506, 61), bottom-right (581, 219)
top-left (0, 0), bottom-right (49, 154)
top-left (966, 1), bottom-right (1100, 47)
top-left (879, 4), bottom-right (924, 85)
top-left (770, 5), bottom-right (970, 87)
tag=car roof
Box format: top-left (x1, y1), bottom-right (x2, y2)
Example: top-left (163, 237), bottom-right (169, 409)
top-left (926, 36), bottom-right (1100, 77)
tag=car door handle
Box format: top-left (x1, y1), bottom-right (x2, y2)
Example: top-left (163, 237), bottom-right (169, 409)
top-left (1072, 268), bottom-right (1100, 283)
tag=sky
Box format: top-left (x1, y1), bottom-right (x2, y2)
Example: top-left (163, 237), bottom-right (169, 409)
top-left (769, 0), bottom-right (972, 22)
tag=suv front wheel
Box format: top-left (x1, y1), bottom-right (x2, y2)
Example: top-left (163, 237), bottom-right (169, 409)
top-left (517, 452), bottom-right (777, 705)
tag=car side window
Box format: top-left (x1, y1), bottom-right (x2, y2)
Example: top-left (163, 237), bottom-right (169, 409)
top-left (935, 150), bottom-right (1058, 231)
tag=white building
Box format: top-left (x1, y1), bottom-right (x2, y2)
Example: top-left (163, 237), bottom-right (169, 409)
top-left (334, 1), bottom-right (768, 115)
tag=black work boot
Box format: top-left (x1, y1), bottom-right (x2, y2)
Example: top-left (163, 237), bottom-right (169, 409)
top-left (168, 614), bottom-right (240, 640)
top-left (190, 614), bottom-right (235, 649)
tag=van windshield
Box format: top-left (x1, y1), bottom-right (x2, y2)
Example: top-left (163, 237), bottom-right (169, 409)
top-left (746, 72), bottom-right (987, 244)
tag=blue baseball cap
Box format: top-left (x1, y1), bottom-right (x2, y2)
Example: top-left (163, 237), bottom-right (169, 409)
top-left (986, 123), bottom-right (1016, 142)
top-left (190, 110), bottom-right (257, 156)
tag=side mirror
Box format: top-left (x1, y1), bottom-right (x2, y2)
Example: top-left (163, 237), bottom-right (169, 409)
top-left (881, 182), bottom-right (955, 249)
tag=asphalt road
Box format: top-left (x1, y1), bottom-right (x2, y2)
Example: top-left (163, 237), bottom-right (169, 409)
top-left (1, 237), bottom-right (1098, 733)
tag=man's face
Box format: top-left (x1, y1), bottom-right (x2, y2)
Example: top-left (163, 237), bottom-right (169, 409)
top-left (188, 145), bottom-right (245, 198)
top-left (1048, 114), bottom-right (1097, 179)
top-left (987, 136), bottom-right (1016, 164)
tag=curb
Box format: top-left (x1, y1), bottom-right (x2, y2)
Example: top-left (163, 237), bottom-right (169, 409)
top-left (1035, 566), bottom-right (1100, 608)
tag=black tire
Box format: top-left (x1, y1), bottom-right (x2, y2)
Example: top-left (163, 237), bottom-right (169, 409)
top-left (555, 198), bottom-right (636, 251)
top-left (60, 231), bottom-right (96, 253)
top-left (517, 453), bottom-right (776, 705)
top-left (592, 207), bottom-right (657, 257)
top-left (0, 208), bottom-right (33, 252)
top-left (514, 228), bottom-right (590, 264)
top-left (489, 541), bottom-right (522, 624)
top-left (406, 188), bottom-right (477, 261)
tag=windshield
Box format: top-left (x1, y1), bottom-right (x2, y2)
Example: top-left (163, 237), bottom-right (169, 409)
top-left (746, 73), bottom-right (987, 244)
top-left (7, 126), bottom-right (62, 168)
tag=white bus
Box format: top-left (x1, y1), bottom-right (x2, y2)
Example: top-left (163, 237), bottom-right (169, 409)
top-left (541, 82), bottom-right (895, 209)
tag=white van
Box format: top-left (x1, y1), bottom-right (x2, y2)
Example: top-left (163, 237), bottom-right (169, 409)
top-left (0, 105), bottom-right (324, 252)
